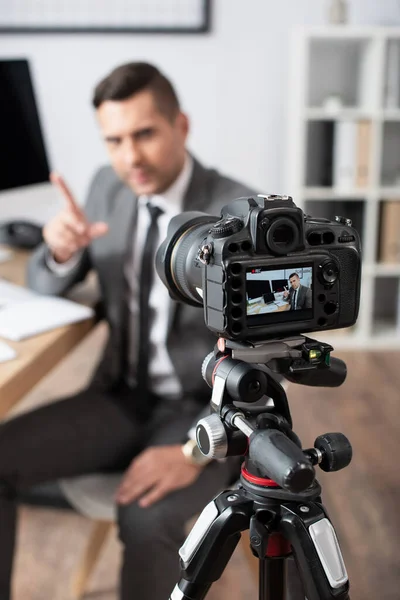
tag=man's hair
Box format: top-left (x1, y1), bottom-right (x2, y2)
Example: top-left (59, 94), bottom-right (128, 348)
top-left (92, 62), bottom-right (180, 120)
top-left (289, 272), bottom-right (300, 280)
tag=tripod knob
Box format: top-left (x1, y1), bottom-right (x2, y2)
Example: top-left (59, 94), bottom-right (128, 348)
top-left (196, 414), bottom-right (228, 459)
top-left (314, 433), bottom-right (352, 472)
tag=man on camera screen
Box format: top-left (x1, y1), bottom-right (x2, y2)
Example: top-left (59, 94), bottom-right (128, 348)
top-left (283, 272), bottom-right (312, 311)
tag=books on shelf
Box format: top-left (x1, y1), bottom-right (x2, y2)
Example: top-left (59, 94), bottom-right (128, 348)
top-left (333, 120), bottom-right (356, 190)
top-left (306, 118), bottom-right (372, 190)
top-left (332, 119), bottom-right (371, 190)
top-left (379, 200), bottom-right (400, 263)
top-left (355, 120), bottom-right (371, 188)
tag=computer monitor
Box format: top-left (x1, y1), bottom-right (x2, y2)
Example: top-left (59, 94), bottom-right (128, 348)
top-left (0, 59), bottom-right (61, 226)
top-left (246, 279), bottom-right (272, 301)
top-left (0, 59), bottom-right (49, 191)
top-left (271, 279), bottom-right (288, 293)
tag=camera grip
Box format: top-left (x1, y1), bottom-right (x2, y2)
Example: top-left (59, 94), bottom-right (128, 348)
top-left (248, 429), bottom-right (315, 493)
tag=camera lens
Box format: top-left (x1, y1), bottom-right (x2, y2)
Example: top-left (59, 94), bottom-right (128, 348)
top-left (319, 261), bottom-right (339, 285)
top-left (156, 212), bottom-right (218, 306)
top-left (265, 217), bottom-right (300, 255)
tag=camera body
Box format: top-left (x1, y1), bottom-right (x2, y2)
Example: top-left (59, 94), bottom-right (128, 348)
top-left (200, 195), bottom-right (361, 341)
top-left (157, 194), bottom-right (362, 342)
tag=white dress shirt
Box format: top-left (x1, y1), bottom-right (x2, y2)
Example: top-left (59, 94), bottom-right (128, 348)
top-left (124, 154), bottom-right (193, 397)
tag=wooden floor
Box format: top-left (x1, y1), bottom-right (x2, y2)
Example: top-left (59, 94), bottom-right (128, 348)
top-left (8, 325), bottom-right (400, 599)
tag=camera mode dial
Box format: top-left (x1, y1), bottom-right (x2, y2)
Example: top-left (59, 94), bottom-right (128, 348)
top-left (335, 215), bottom-right (352, 227)
top-left (209, 217), bottom-right (243, 239)
top-left (257, 194), bottom-right (293, 202)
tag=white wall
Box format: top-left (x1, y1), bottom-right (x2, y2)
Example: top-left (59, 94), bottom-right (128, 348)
top-left (1, 0), bottom-right (400, 205)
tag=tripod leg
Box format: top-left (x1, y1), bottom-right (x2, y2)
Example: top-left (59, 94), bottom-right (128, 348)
top-left (169, 490), bottom-right (253, 600)
top-left (285, 555), bottom-right (308, 600)
top-left (280, 502), bottom-right (350, 600)
top-left (260, 557), bottom-right (286, 600)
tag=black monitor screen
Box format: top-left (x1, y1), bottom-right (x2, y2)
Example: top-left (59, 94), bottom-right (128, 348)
top-left (246, 265), bottom-right (313, 326)
top-left (0, 59), bottom-right (49, 192)
top-left (246, 278), bottom-right (271, 300)
top-left (271, 279), bottom-right (288, 293)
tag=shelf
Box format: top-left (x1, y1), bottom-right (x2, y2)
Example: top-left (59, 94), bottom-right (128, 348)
top-left (288, 27), bottom-right (400, 350)
top-left (309, 328), bottom-right (359, 347)
top-left (372, 320), bottom-right (400, 340)
top-left (305, 27), bottom-right (390, 40)
top-left (302, 188), bottom-right (400, 200)
top-left (379, 187), bottom-right (400, 197)
top-left (302, 187), bottom-right (367, 199)
top-left (382, 110), bottom-right (400, 121)
top-left (305, 108), bottom-right (376, 121)
top-left (364, 264), bottom-right (400, 276)
top-left (364, 333), bottom-right (400, 350)
top-left (309, 324), bottom-right (400, 350)
top-left (312, 332), bottom-right (400, 350)
top-left (307, 38), bottom-right (374, 111)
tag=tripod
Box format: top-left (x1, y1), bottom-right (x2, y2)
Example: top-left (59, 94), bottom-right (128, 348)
top-left (169, 336), bottom-right (352, 600)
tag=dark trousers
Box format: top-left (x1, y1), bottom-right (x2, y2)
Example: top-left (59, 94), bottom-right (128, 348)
top-left (0, 384), bottom-right (237, 600)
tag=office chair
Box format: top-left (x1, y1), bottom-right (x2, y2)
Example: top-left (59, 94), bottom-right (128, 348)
top-left (59, 473), bottom-right (121, 599)
top-left (59, 471), bottom-right (258, 599)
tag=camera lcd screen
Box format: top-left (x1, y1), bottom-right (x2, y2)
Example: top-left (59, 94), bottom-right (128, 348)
top-left (246, 265), bottom-right (313, 326)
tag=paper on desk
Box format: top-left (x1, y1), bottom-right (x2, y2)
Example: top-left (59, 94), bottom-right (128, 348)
top-left (0, 340), bottom-right (17, 363)
top-left (260, 303), bottom-right (280, 313)
top-left (0, 278), bottom-right (39, 307)
top-left (0, 296), bottom-right (94, 341)
top-left (0, 248), bottom-right (14, 264)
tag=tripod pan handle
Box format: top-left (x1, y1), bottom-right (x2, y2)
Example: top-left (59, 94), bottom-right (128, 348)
top-left (248, 429), bottom-right (315, 493)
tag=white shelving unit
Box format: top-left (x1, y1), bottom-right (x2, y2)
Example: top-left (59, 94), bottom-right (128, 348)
top-left (286, 26), bottom-right (400, 349)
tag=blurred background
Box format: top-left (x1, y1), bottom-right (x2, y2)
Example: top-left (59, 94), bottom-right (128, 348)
top-left (0, 0), bottom-right (398, 198)
top-left (1, 1), bottom-right (400, 599)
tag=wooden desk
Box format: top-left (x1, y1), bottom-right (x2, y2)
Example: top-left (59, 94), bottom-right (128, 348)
top-left (0, 247), bottom-right (96, 417)
top-left (247, 299), bottom-right (290, 316)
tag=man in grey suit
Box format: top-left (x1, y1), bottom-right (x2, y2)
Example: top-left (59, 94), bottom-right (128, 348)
top-left (283, 272), bottom-right (312, 311)
top-left (0, 63), bottom-right (255, 600)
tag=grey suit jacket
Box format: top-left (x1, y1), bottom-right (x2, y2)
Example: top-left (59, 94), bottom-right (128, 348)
top-left (288, 285), bottom-right (312, 310)
top-left (27, 157), bottom-right (255, 412)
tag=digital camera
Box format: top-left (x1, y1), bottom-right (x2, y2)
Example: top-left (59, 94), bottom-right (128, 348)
top-left (156, 194), bottom-right (362, 342)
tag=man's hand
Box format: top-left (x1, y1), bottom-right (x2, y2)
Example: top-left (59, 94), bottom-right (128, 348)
top-left (43, 172), bottom-right (109, 264)
top-left (283, 286), bottom-right (289, 299)
top-left (116, 445), bottom-right (203, 508)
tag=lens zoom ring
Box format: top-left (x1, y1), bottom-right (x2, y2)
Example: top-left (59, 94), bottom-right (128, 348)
top-left (173, 224), bottom-right (210, 302)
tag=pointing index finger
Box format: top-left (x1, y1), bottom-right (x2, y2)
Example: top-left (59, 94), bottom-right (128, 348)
top-left (50, 171), bottom-right (85, 218)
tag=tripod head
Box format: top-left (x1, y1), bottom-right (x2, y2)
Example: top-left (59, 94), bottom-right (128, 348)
top-left (196, 335), bottom-right (352, 495)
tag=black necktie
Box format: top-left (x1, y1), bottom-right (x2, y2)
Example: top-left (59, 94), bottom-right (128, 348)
top-left (292, 289), bottom-right (297, 310)
top-left (136, 202), bottom-right (163, 400)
